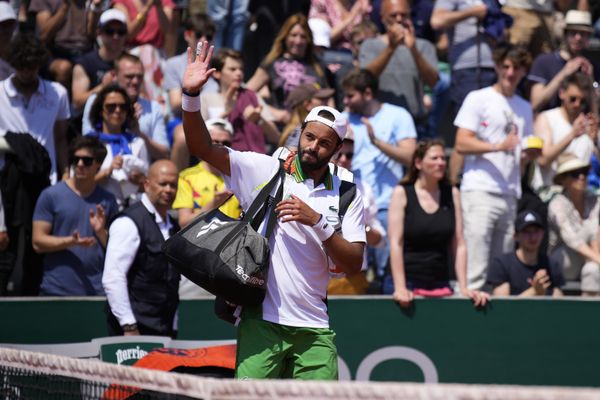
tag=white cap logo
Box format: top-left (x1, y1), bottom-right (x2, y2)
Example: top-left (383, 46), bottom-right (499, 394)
top-left (525, 213), bottom-right (536, 222)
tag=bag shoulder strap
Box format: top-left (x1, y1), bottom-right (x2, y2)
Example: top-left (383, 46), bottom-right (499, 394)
top-left (263, 167), bottom-right (285, 239)
top-left (242, 163), bottom-right (284, 225)
top-left (338, 180), bottom-right (357, 222)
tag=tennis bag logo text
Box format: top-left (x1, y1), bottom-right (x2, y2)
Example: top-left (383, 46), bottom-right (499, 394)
top-left (235, 265), bottom-right (265, 287)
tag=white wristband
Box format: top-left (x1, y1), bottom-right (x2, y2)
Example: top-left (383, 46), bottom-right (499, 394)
top-left (313, 214), bottom-right (335, 242)
top-left (182, 93), bottom-right (201, 112)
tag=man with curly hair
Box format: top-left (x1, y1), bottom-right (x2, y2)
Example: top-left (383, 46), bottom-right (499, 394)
top-left (0, 33), bottom-right (70, 184)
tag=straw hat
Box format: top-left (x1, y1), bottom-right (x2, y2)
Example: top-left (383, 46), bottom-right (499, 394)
top-left (553, 153), bottom-right (590, 184)
top-left (564, 10), bottom-right (593, 33)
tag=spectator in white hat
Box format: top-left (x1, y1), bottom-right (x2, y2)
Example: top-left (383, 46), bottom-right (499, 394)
top-left (528, 10), bottom-right (599, 113)
top-left (0, 2), bottom-right (17, 81)
top-left (72, 9), bottom-right (128, 114)
top-left (548, 153), bottom-right (600, 296)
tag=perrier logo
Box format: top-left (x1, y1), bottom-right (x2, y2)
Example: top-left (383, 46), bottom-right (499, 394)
top-left (115, 345), bottom-right (149, 365)
top-left (100, 342), bottom-right (163, 365)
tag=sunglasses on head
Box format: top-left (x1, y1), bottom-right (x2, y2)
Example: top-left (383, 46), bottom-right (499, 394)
top-left (212, 140), bottom-right (232, 147)
top-left (104, 103), bottom-right (127, 113)
top-left (335, 151), bottom-right (353, 160)
top-left (70, 155), bottom-right (95, 166)
top-left (103, 27), bottom-right (127, 36)
top-left (568, 167), bottom-right (589, 178)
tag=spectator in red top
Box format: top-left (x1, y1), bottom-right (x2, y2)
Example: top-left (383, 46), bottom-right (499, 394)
top-left (113, 0), bottom-right (175, 55)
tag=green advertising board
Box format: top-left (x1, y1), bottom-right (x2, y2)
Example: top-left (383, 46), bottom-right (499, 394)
top-left (1, 297), bottom-right (598, 387)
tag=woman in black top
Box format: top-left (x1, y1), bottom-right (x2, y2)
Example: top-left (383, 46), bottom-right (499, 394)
top-left (387, 139), bottom-right (489, 308)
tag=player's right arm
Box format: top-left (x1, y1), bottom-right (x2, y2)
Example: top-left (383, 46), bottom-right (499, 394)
top-left (182, 41), bottom-right (231, 176)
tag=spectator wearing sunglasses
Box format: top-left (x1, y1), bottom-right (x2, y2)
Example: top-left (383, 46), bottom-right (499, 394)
top-left (534, 73), bottom-right (599, 190)
top-left (548, 153), bottom-right (600, 296)
top-left (71, 9), bottom-right (128, 114)
top-left (89, 84), bottom-right (150, 208)
top-left (83, 53), bottom-right (169, 161)
top-left (32, 136), bottom-right (118, 296)
top-left (528, 10), bottom-right (600, 113)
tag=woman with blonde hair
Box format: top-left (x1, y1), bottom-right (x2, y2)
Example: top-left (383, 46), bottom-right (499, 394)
top-left (387, 139), bottom-right (489, 308)
top-left (246, 13), bottom-right (330, 124)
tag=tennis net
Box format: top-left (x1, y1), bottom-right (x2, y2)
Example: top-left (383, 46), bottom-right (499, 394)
top-left (1, 347), bottom-right (600, 400)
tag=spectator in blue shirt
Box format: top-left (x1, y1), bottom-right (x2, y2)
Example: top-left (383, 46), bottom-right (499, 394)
top-left (32, 136), bottom-right (118, 296)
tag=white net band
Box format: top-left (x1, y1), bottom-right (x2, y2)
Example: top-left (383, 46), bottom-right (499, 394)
top-left (1, 347), bottom-right (599, 400)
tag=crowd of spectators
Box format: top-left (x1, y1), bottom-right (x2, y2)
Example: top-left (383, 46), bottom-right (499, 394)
top-left (0, 0), bottom-right (600, 309)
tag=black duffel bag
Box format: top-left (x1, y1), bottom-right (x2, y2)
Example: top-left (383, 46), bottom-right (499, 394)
top-left (162, 167), bottom-right (284, 306)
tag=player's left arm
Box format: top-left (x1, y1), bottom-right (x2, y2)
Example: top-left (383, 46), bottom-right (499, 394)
top-left (325, 185), bottom-right (367, 273)
top-left (322, 233), bottom-right (365, 274)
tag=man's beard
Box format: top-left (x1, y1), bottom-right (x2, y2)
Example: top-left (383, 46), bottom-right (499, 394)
top-left (297, 137), bottom-right (331, 171)
top-left (299, 147), bottom-right (330, 171)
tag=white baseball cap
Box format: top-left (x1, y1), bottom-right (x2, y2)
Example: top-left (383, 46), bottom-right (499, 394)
top-left (206, 118), bottom-right (233, 135)
top-left (99, 8), bottom-right (127, 27)
top-left (0, 3), bottom-right (17, 23)
top-left (304, 106), bottom-right (347, 140)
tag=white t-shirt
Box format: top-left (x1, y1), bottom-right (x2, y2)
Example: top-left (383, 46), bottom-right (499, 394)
top-left (0, 76), bottom-right (70, 183)
top-left (455, 86), bottom-right (533, 198)
top-left (537, 107), bottom-right (594, 187)
top-left (224, 149), bottom-right (366, 328)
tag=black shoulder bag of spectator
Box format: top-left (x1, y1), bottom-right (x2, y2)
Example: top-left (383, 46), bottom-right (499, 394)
top-left (162, 166), bottom-right (285, 306)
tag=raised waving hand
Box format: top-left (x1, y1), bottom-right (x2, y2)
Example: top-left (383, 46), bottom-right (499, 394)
top-left (182, 41), bottom-right (216, 95)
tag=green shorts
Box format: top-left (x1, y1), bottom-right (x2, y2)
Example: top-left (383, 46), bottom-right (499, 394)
top-left (235, 308), bottom-right (338, 380)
